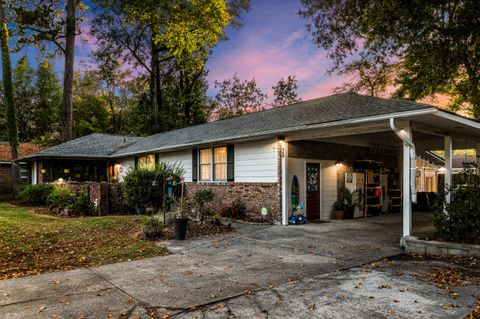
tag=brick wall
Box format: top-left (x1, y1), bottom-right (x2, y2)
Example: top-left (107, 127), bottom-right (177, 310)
top-left (0, 163), bottom-right (25, 194)
top-left (62, 182), bottom-right (110, 215)
top-left (185, 182), bottom-right (281, 222)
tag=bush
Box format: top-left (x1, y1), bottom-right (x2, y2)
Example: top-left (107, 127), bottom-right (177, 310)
top-left (192, 189), bottom-right (215, 223)
top-left (144, 215), bottom-right (164, 240)
top-left (71, 191), bottom-right (94, 216)
top-left (123, 163), bottom-right (185, 213)
top-left (15, 184), bottom-right (55, 205)
top-left (109, 184), bottom-right (133, 214)
top-left (434, 167), bottom-right (480, 244)
top-left (221, 200), bottom-right (246, 220)
top-left (47, 187), bottom-right (76, 209)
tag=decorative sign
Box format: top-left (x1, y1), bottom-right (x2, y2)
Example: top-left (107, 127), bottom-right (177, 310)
top-left (261, 207), bottom-right (268, 216)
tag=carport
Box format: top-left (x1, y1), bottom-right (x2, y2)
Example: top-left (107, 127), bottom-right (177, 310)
top-left (279, 106), bottom-right (480, 245)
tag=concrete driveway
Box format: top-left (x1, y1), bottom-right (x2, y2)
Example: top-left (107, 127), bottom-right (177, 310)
top-left (1, 213), bottom-right (478, 318)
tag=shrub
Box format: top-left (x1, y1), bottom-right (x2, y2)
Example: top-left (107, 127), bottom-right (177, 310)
top-left (192, 189), bottom-right (215, 223)
top-left (109, 184), bottom-right (133, 214)
top-left (144, 215), bottom-right (164, 240)
top-left (123, 163), bottom-right (185, 213)
top-left (47, 187), bottom-right (76, 209)
top-left (71, 191), bottom-right (95, 216)
top-left (15, 184), bottom-right (55, 205)
top-left (221, 200), bottom-right (246, 220)
top-left (434, 167), bottom-right (480, 244)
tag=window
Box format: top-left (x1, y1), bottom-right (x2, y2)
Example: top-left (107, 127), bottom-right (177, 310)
top-left (199, 149), bottom-right (211, 180)
top-left (214, 147), bottom-right (227, 180)
top-left (19, 162), bottom-right (28, 179)
top-left (138, 154), bottom-right (156, 170)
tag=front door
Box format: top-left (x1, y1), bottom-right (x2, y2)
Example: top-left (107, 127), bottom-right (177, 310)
top-left (306, 162), bottom-right (320, 220)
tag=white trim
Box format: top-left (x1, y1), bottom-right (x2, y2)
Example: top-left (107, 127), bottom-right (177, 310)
top-left (281, 141), bottom-right (288, 225)
top-left (434, 110), bottom-right (480, 130)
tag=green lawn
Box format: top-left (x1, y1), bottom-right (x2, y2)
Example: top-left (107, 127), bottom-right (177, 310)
top-left (0, 203), bottom-right (169, 280)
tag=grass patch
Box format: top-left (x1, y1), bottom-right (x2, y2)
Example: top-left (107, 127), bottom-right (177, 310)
top-left (0, 203), bottom-right (169, 280)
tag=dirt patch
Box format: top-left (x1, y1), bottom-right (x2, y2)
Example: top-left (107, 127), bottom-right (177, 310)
top-left (160, 221), bottom-right (234, 240)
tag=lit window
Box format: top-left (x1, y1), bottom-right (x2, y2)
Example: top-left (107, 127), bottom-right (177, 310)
top-left (199, 149), bottom-right (211, 181)
top-left (147, 154), bottom-right (156, 170)
top-left (138, 156), bottom-right (147, 169)
top-left (214, 147), bottom-right (227, 180)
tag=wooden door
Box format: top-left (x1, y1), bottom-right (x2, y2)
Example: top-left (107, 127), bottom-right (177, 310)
top-left (306, 162), bottom-right (320, 220)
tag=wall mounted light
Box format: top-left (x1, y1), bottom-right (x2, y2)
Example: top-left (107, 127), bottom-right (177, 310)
top-left (335, 161), bottom-right (343, 167)
top-left (64, 168), bottom-right (70, 174)
top-left (40, 169), bottom-right (47, 174)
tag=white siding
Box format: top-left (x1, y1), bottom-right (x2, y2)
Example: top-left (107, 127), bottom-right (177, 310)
top-left (321, 161), bottom-right (337, 220)
top-left (118, 158), bottom-right (134, 183)
top-left (159, 150), bottom-right (193, 182)
top-left (234, 139), bottom-right (278, 183)
top-left (287, 158), bottom-right (337, 220)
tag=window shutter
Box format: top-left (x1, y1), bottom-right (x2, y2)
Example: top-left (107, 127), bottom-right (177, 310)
top-left (227, 144), bottom-right (234, 182)
top-left (192, 149), bottom-right (198, 182)
top-left (134, 157), bottom-right (138, 169)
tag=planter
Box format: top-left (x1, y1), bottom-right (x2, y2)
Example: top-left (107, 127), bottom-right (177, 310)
top-left (335, 210), bottom-right (345, 220)
top-left (172, 218), bottom-right (189, 240)
top-left (344, 209), bottom-right (354, 219)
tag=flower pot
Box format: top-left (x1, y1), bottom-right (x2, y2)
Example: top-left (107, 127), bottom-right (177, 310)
top-left (335, 210), bottom-right (345, 220)
top-left (172, 218), bottom-right (188, 240)
top-left (344, 209), bottom-right (354, 219)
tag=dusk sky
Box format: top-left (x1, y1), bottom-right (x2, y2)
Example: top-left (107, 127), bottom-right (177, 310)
top-left (12, 0), bottom-right (346, 101)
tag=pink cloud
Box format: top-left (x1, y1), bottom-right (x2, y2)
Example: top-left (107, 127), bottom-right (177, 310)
top-left (207, 30), bottom-right (345, 101)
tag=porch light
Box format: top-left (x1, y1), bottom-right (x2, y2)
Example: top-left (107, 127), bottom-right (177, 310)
top-left (40, 169), bottom-right (47, 174)
top-left (64, 168), bottom-right (70, 174)
top-left (438, 167), bottom-right (446, 173)
top-left (335, 161), bottom-right (343, 167)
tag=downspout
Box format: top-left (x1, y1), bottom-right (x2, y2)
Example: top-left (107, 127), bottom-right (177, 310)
top-left (389, 118), bottom-right (417, 203)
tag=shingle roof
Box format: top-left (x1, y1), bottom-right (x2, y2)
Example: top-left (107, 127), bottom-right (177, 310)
top-left (112, 93), bottom-right (434, 157)
top-left (24, 133), bottom-right (140, 159)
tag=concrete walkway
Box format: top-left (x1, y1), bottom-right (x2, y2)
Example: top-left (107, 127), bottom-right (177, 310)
top-left (2, 213), bottom-right (477, 318)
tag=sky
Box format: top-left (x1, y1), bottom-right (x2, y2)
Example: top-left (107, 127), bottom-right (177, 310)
top-left (205, 0), bottom-right (345, 99)
top-left (11, 0), bottom-right (345, 101)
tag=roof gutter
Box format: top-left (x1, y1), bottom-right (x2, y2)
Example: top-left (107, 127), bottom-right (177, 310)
top-left (390, 118), bottom-right (417, 203)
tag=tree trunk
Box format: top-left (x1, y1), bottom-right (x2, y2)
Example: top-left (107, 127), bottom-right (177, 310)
top-left (0, 4), bottom-right (18, 161)
top-left (61, 0), bottom-right (76, 142)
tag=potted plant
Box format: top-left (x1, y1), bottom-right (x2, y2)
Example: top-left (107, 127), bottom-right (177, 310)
top-left (332, 200), bottom-right (345, 220)
top-left (333, 187), bottom-right (361, 219)
top-left (171, 198), bottom-right (190, 240)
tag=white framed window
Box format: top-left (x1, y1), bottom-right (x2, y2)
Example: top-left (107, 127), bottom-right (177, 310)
top-left (19, 162), bottom-right (28, 179)
top-left (213, 146), bottom-right (227, 181)
top-left (199, 148), bottom-right (212, 181)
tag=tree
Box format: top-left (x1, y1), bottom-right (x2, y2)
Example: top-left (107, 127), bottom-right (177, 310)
top-left (300, 0), bottom-right (480, 118)
top-left (333, 58), bottom-right (395, 97)
top-left (271, 75), bottom-right (301, 107)
top-left (0, 2), bottom-right (19, 160)
top-left (15, 0), bottom-right (86, 141)
top-left (35, 59), bottom-right (62, 144)
top-left (91, 0), bottom-right (244, 133)
top-left (213, 74), bottom-right (267, 119)
top-left (72, 71), bottom-right (110, 138)
top-left (13, 55), bottom-right (35, 141)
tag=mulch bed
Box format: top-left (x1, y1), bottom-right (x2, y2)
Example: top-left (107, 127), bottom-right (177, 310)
top-left (159, 221), bottom-right (235, 240)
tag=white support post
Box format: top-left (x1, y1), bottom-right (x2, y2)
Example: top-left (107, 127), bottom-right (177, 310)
top-left (32, 161), bottom-right (37, 185)
top-left (402, 126), bottom-right (412, 242)
top-left (281, 140), bottom-right (288, 226)
top-left (444, 136), bottom-right (452, 204)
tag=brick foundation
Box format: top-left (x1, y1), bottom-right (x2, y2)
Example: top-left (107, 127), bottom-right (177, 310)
top-left (185, 182), bottom-right (281, 222)
top-left (0, 163), bottom-right (25, 194)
